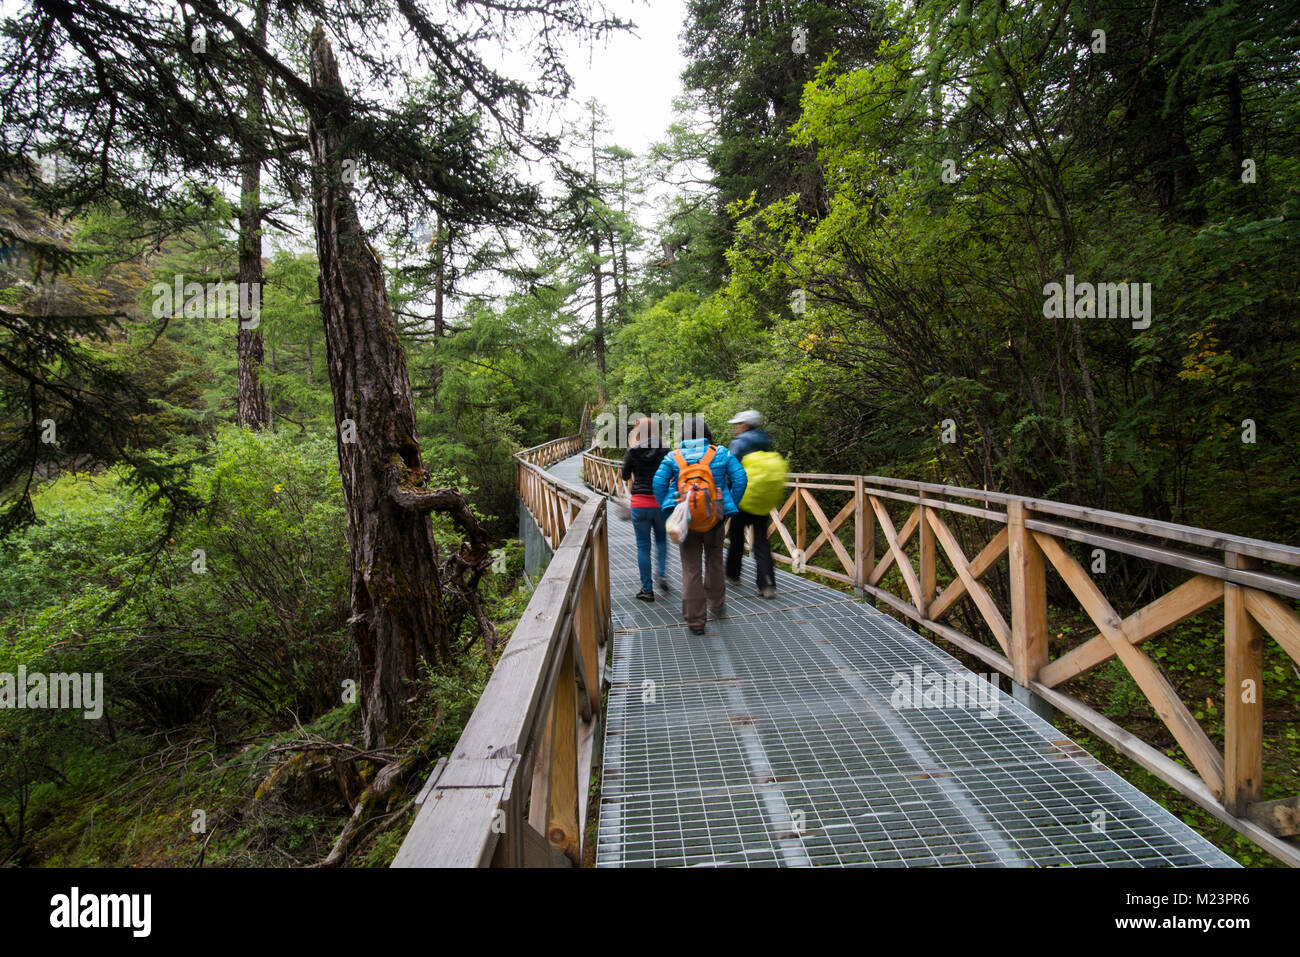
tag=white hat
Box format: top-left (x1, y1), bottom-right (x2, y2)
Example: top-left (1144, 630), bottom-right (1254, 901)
top-left (728, 409), bottom-right (762, 427)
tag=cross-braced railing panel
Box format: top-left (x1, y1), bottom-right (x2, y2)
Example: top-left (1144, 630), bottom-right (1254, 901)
top-left (748, 470), bottom-right (1300, 864)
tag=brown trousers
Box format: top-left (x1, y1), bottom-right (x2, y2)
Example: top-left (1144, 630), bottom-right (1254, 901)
top-left (679, 521), bottom-right (726, 628)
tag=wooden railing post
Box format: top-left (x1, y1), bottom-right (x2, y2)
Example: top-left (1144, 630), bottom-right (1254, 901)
top-left (919, 490), bottom-right (936, 616)
top-left (576, 554), bottom-right (601, 719)
top-left (592, 512), bottom-right (610, 644)
top-left (529, 638), bottom-right (580, 865)
top-left (1008, 500), bottom-right (1051, 721)
top-left (795, 479), bottom-right (806, 569)
top-left (854, 476), bottom-right (868, 596)
top-left (1224, 551), bottom-right (1264, 816)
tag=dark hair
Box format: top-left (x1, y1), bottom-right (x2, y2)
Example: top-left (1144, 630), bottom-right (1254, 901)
top-left (682, 415), bottom-right (712, 443)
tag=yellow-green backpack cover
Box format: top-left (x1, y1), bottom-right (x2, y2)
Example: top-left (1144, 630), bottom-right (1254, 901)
top-left (738, 450), bottom-right (788, 515)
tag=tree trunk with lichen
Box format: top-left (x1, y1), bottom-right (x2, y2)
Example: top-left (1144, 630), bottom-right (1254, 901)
top-left (236, 0), bottom-right (270, 430)
top-left (308, 26), bottom-right (464, 749)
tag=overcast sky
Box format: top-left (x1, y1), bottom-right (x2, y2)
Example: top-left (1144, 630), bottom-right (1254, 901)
top-left (562, 0), bottom-right (689, 154)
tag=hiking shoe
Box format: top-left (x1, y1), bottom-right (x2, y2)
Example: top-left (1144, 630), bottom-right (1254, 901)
top-left (635, 589), bottom-right (655, 602)
top-left (657, 576), bottom-right (670, 593)
top-left (759, 586), bottom-right (776, 599)
top-left (689, 624), bottom-right (707, 635)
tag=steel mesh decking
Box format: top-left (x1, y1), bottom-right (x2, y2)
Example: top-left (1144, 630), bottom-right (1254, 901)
top-left (546, 455), bottom-right (1235, 867)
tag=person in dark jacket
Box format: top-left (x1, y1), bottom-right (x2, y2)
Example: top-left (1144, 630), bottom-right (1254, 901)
top-left (653, 415), bottom-right (747, 634)
top-left (725, 409), bottom-right (776, 598)
top-left (621, 417), bottom-right (670, 601)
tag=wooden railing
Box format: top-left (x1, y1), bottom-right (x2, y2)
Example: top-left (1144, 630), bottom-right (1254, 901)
top-left (393, 429), bottom-right (609, 867)
top-left (581, 447), bottom-right (627, 500)
top-left (397, 410), bottom-right (1299, 865)
top-left (756, 470), bottom-right (1300, 864)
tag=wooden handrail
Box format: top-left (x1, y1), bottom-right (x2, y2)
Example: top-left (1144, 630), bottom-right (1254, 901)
top-left (393, 428), bottom-right (609, 867)
top-left (752, 467), bottom-right (1300, 864)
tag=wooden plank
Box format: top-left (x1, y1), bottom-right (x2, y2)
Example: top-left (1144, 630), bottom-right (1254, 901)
top-left (930, 527), bottom-right (1008, 620)
top-left (867, 506), bottom-right (921, 586)
top-left (795, 480), bottom-right (806, 562)
top-left (869, 495), bottom-right (924, 610)
top-left (392, 786), bottom-right (502, 867)
top-left (544, 641), bottom-right (581, 864)
top-left (800, 487), bottom-right (855, 576)
top-left (781, 480), bottom-right (856, 492)
top-left (773, 487), bottom-right (797, 524)
top-left (1244, 797), bottom-right (1300, 838)
top-left (1034, 530), bottom-right (1226, 797)
top-left (802, 495), bottom-right (856, 569)
top-left (594, 518), bottom-right (611, 644)
top-left (860, 485), bottom-right (1009, 523)
top-left (1224, 553), bottom-right (1264, 816)
top-left (456, 570), bottom-right (572, 759)
top-left (450, 500), bottom-right (603, 762)
top-left (519, 820), bottom-right (573, 867)
top-left (865, 473), bottom-right (1017, 505)
top-left (919, 492), bottom-right (936, 616)
top-left (433, 758), bottom-right (513, 789)
top-left (768, 509), bottom-right (797, 556)
top-left (1025, 517), bottom-right (1300, 601)
top-left (413, 757), bottom-right (447, 809)
top-left (527, 661), bottom-right (558, 837)
top-left (785, 471), bottom-right (860, 483)
top-left (1039, 574), bottom-right (1224, 688)
top-left (770, 551), bottom-right (854, 583)
top-left (488, 758), bottom-right (525, 867)
top-left (928, 508), bottom-right (1012, 656)
top-left (1244, 588), bottom-right (1300, 666)
top-left (854, 476), bottom-right (870, 592)
top-left (575, 562), bottom-right (600, 719)
top-left (575, 709), bottom-right (601, 862)
top-left (1019, 496), bottom-right (1300, 568)
top-left (1008, 501), bottom-right (1048, 686)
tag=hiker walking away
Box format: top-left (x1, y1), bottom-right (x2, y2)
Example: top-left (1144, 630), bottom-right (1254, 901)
top-left (726, 409), bottom-right (778, 599)
top-left (621, 417), bottom-right (670, 602)
top-left (653, 415), bottom-right (747, 635)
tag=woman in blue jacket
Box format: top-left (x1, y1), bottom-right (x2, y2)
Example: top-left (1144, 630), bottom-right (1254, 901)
top-left (653, 415), bottom-right (747, 634)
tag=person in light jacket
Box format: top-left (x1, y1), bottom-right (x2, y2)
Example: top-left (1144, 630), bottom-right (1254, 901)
top-left (653, 415), bottom-right (747, 635)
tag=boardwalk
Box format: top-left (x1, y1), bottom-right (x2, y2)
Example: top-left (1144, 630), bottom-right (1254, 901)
top-left (546, 455), bottom-right (1237, 868)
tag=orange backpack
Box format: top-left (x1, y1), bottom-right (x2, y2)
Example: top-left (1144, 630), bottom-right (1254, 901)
top-left (674, 446), bottom-right (722, 532)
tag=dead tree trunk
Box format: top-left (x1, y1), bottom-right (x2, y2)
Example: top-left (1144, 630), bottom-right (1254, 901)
top-left (307, 26), bottom-right (488, 748)
top-left (236, 0), bottom-right (270, 429)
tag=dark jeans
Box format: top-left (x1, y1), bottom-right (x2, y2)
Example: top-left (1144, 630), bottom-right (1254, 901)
top-left (632, 507), bottom-right (667, 592)
top-left (726, 510), bottom-right (775, 589)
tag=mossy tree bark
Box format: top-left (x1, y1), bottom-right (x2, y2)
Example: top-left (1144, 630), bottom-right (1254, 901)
top-left (236, 0), bottom-right (270, 430)
top-left (307, 26), bottom-right (487, 749)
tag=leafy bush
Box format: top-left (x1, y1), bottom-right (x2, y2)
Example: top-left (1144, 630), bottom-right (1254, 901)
top-left (0, 426), bottom-right (353, 734)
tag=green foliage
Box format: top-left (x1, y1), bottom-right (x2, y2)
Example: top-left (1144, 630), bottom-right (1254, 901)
top-left (412, 292), bottom-right (595, 530)
top-left (0, 426), bottom-right (352, 732)
top-left (607, 289), bottom-right (761, 430)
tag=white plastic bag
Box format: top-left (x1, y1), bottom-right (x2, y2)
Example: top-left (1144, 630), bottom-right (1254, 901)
top-left (665, 501), bottom-right (691, 544)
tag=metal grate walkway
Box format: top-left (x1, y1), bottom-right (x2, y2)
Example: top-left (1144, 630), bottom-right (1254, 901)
top-left (547, 455), bottom-right (1236, 868)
